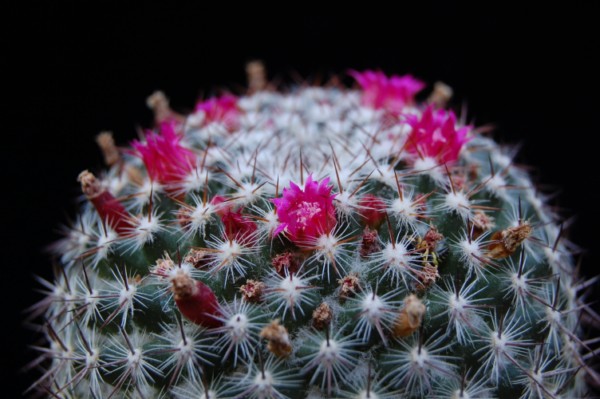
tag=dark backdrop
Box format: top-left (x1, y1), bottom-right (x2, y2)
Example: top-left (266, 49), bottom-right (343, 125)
top-left (3, 2), bottom-right (599, 395)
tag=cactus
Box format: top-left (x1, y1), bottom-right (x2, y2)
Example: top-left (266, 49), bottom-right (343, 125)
top-left (31, 65), bottom-right (598, 398)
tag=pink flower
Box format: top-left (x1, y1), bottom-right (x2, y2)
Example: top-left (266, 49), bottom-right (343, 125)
top-left (132, 121), bottom-right (196, 185)
top-left (359, 194), bottom-right (387, 228)
top-left (405, 105), bottom-right (470, 164)
top-left (272, 176), bottom-right (337, 245)
top-left (350, 70), bottom-right (425, 113)
top-left (210, 196), bottom-right (257, 243)
top-left (195, 94), bottom-right (240, 130)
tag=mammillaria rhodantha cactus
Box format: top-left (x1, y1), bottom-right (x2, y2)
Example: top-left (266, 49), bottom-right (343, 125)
top-left (30, 65), bottom-right (598, 398)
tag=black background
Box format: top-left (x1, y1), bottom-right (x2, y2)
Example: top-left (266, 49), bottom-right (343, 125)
top-left (3, 2), bottom-right (599, 395)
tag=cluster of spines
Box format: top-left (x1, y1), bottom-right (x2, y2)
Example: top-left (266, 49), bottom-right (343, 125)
top-left (28, 64), bottom-right (599, 398)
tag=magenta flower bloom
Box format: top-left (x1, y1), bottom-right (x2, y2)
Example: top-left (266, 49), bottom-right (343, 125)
top-left (132, 121), bottom-right (196, 185)
top-left (195, 94), bottom-right (240, 130)
top-left (405, 105), bottom-right (471, 164)
top-left (272, 176), bottom-right (337, 245)
top-left (350, 70), bottom-right (425, 113)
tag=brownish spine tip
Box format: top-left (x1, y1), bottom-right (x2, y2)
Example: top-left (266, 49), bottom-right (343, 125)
top-left (338, 272), bottom-right (361, 301)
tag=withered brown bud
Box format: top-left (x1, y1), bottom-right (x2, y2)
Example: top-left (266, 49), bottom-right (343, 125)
top-left (393, 294), bottom-right (426, 338)
top-left (312, 302), bottom-right (333, 330)
top-left (184, 248), bottom-right (210, 269)
top-left (78, 170), bottom-right (103, 199)
top-left (151, 252), bottom-right (176, 278)
top-left (414, 263), bottom-right (440, 292)
top-left (146, 90), bottom-right (184, 124)
top-left (96, 131), bottom-right (120, 166)
top-left (338, 273), bottom-right (360, 300)
top-left (272, 252), bottom-right (301, 275)
top-left (417, 226), bottom-right (444, 253)
top-left (427, 81), bottom-right (453, 108)
top-left (246, 60), bottom-right (268, 93)
top-left (239, 279), bottom-right (265, 303)
top-left (471, 211), bottom-right (495, 238)
top-left (488, 222), bottom-right (533, 259)
top-left (260, 320), bottom-right (292, 358)
top-left (360, 227), bottom-right (381, 257)
top-left (170, 269), bottom-right (198, 301)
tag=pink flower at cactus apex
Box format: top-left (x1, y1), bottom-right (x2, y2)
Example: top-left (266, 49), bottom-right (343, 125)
top-left (350, 69), bottom-right (425, 113)
top-left (405, 105), bottom-right (471, 164)
top-left (273, 176), bottom-right (337, 245)
top-left (132, 121), bottom-right (196, 187)
top-left (195, 94), bottom-right (240, 130)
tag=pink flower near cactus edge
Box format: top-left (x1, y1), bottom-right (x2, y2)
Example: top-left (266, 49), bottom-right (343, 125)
top-left (350, 70), bottom-right (425, 113)
top-left (132, 121), bottom-right (196, 185)
top-left (195, 94), bottom-right (240, 130)
top-left (272, 176), bottom-right (337, 245)
top-left (405, 105), bottom-right (471, 164)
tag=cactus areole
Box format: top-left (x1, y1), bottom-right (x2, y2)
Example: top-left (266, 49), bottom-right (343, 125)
top-left (33, 67), bottom-right (596, 398)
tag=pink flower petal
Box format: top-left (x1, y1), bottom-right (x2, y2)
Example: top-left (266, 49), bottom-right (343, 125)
top-left (350, 69), bottom-right (424, 113)
top-left (405, 105), bottom-right (471, 164)
top-left (271, 175), bottom-right (337, 245)
top-left (132, 121), bottom-right (196, 186)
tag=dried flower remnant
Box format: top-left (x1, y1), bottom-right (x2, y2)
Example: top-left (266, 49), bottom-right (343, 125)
top-left (393, 294), bottom-right (426, 337)
top-left (260, 319), bottom-right (292, 358)
top-left (272, 252), bottom-right (301, 275)
top-left (488, 223), bottom-right (533, 259)
top-left (312, 302), bottom-right (333, 330)
top-left (239, 279), bottom-right (265, 303)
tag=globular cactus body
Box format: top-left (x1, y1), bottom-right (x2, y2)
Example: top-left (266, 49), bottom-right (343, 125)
top-left (32, 68), bottom-right (596, 398)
